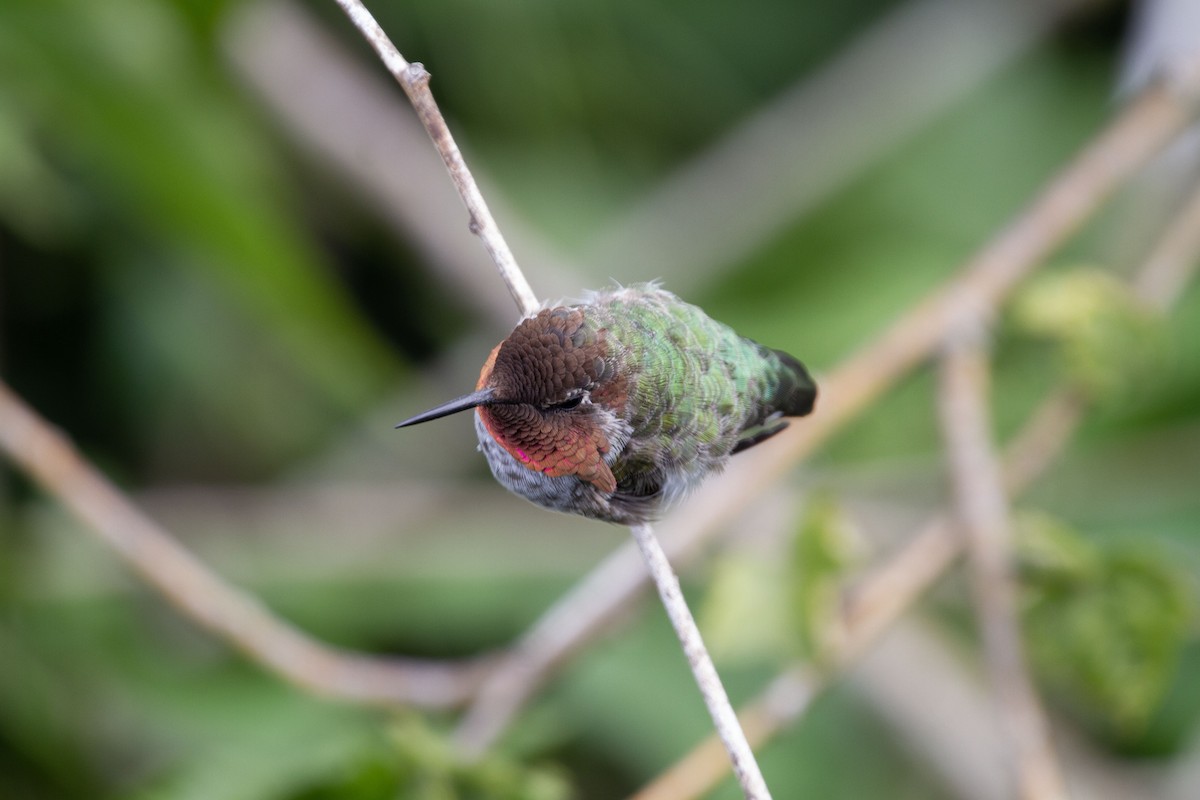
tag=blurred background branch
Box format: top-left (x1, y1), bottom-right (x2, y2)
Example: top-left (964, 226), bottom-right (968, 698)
top-left (329, 0), bottom-right (540, 318)
top-left (937, 333), bottom-right (1067, 800)
top-left (0, 380), bottom-right (489, 708)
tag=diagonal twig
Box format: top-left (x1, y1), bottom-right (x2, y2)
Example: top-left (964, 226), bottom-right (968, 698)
top-left (229, 0), bottom-right (1077, 307)
top-left (224, 0), bottom-right (585, 325)
top-left (629, 522), bottom-right (772, 799)
top-left (3, 2), bottom-right (1196, 786)
top-left (331, 0), bottom-right (539, 317)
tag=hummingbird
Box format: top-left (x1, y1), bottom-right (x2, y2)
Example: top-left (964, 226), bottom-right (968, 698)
top-left (397, 284), bottom-right (816, 525)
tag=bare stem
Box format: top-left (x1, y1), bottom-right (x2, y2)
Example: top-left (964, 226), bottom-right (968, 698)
top-left (1131, 173), bottom-right (1200, 309)
top-left (833, 167), bottom-right (1200, 690)
top-left (0, 380), bottom-right (486, 708)
top-left (938, 334), bottom-right (1068, 800)
top-left (6, 0), bottom-right (1190, 780)
top-left (628, 523), bottom-right (772, 800)
top-left (331, 0), bottom-right (540, 317)
top-left (629, 665), bottom-right (817, 800)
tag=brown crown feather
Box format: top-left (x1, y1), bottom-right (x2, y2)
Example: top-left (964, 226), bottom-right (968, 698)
top-left (475, 306), bottom-right (620, 493)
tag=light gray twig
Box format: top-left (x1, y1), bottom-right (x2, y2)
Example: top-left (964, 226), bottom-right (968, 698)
top-left (629, 522), bottom-right (772, 800)
top-left (331, 0), bottom-right (540, 317)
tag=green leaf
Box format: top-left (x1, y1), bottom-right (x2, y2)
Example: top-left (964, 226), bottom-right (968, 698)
top-left (401, 715), bottom-right (571, 800)
top-left (791, 494), bottom-right (860, 665)
top-left (1017, 514), bottom-right (1195, 741)
top-left (385, 715), bottom-right (570, 800)
top-left (1010, 268), bottom-right (1165, 402)
top-left (1013, 511), bottom-right (1099, 582)
top-left (699, 494), bottom-right (863, 667)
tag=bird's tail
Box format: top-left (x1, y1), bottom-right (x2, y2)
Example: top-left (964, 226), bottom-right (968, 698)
top-left (770, 349), bottom-right (817, 417)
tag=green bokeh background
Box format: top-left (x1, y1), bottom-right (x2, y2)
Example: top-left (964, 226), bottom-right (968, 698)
top-left (2, 0), bottom-right (1198, 798)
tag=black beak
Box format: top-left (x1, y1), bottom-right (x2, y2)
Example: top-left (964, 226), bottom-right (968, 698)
top-left (395, 387), bottom-right (496, 428)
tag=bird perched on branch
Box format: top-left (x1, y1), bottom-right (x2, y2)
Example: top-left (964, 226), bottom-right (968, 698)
top-left (398, 284), bottom-right (817, 524)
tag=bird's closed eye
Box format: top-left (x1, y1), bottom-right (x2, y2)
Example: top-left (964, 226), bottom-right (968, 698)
top-left (546, 395), bottom-right (584, 411)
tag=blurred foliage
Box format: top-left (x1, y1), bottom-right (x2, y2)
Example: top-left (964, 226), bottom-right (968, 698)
top-left (701, 494), bottom-right (860, 668)
top-left (1011, 268), bottom-right (1166, 403)
top-left (291, 716), bottom-right (570, 800)
top-left (2, 0), bottom-right (1200, 798)
top-left (789, 495), bottom-right (860, 666)
top-left (1017, 512), bottom-right (1195, 749)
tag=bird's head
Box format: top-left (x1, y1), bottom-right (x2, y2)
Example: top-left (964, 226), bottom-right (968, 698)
top-left (397, 306), bottom-right (628, 492)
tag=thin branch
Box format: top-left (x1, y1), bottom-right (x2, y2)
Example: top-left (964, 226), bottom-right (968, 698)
top-left (629, 523), bottom-right (773, 800)
top-left (331, 0), bottom-right (540, 317)
top-left (224, 1), bottom-right (584, 325)
top-left (938, 333), bottom-right (1068, 800)
top-left (0, 380), bottom-right (487, 708)
top-left (3, 0), bottom-right (1191, 777)
top-left (853, 619), bottom-right (1011, 800)
top-left (453, 72), bottom-right (1200, 754)
top-left (842, 167), bottom-right (1200, 666)
top-left (1132, 175), bottom-right (1200, 308)
top-left (630, 128), bottom-right (1200, 800)
top-left (840, 386), bottom-right (1087, 652)
top-left (330, 7), bottom-right (772, 787)
top-left (628, 665), bottom-right (818, 800)
top-left (853, 617), bottom-right (1162, 800)
top-left (229, 0), bottom-right (1075, 309)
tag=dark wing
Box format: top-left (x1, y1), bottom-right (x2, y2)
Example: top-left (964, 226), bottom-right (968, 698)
top-left (731, 347), bottom-right (816, 455)
top-left (731, 416), bottom-right (790, 454)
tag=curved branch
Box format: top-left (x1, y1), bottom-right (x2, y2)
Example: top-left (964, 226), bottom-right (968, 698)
top-left (0, 381), bottom-right (488, 709)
